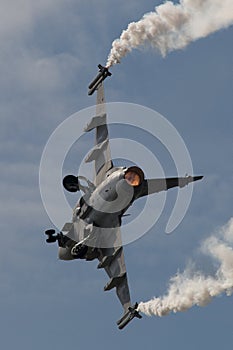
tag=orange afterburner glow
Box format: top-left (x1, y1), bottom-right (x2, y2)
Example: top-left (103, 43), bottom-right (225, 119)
top-left (124, 166), bottom-right (144, 187)
top-left (125, 171), bottom-right (141, 186)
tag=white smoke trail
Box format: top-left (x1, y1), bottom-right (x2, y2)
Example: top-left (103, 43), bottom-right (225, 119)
top-left (138, 218), bottom-right (233, 317)
top-left (106, 0), bottom-right (233, 67)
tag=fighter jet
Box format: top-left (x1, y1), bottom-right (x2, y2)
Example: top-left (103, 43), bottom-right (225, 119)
top-left (45, 66), bottom-right (203, 329)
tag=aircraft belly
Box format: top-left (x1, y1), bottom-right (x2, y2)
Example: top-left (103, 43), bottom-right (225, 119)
top-left (71, 212), bottom-right (122, 249)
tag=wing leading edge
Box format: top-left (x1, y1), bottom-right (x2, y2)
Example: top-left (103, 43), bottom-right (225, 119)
top-left (85, 83), bottom-right (133, 319)
top-left (97, 246), bottom-right (131, 313)
top-left (136, 175), bottom-right (203, 198)
top-left (84, 83), bottom-right (113, 186)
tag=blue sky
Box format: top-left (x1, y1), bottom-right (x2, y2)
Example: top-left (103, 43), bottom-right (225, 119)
top-left (1, 0), bottom-right (233, 349)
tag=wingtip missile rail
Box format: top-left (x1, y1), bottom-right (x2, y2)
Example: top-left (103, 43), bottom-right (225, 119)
top-left (88, 64), bottom-right (112, 95)
top-left (117, 303), bottom-right (142, 330)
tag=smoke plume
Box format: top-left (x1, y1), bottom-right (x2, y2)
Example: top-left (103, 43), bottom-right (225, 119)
top-left (106, 0), bottom-right (233, 67)
top-left (138, 218), bottom-right (233, 317)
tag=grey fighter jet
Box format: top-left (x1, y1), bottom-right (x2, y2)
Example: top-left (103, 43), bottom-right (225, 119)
top-left (45, 65), bottom-right (203, 329)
